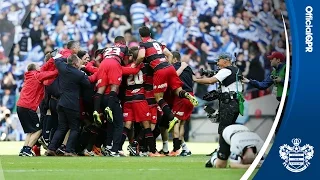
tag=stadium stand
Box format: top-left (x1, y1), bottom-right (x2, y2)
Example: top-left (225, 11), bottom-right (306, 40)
top-left (0, 0), bottom-right (289, 141)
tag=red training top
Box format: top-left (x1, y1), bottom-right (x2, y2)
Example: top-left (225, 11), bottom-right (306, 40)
top-left (17, 70), bottom-right (58, 111)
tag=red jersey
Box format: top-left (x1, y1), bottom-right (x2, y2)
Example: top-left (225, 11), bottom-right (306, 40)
top-left (139, 38), bottom-right (170, 71)
top-left (101, 44), bottom-right (129, 64)
top-left (122, 63), bottom-right (146, 103)
top-left (17, 70), bottom-right (58, 111)
top-left (85, 60), bottom-right (98, 74)
top-left (88, 72), bottom-right (112, 94)
top-left (144, 63), bottom-right (156, 106)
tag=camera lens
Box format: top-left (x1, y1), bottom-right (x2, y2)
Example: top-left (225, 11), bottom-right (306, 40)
top-left (199, 68), bottom-right (205, 76)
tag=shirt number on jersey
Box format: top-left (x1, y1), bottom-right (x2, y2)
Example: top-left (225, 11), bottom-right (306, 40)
top-left (104, 47), bottom-right (121, 56)
top-left (127, 70), bottom-right (144, 85)
top-left (153, 43), bottom-right (162, 54)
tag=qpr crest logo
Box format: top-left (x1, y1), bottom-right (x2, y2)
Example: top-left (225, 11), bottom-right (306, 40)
top-left (279, 138), bottom-right (314, 173)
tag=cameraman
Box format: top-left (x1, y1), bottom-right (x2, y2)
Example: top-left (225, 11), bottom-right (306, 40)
top-left (242, 51), bottom-right (288, 134)
top-left (194, 53), bottom-right (243, 166)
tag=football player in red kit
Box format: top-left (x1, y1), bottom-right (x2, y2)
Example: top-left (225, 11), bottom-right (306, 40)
top-left (90, 36), bottom-right (130, 156)
top-left (144, 64), bottom-right (158, 127)
top-left (92, 36), bottom-right (129, 125)
top-left (133, 26), bottom-right (198, 132)
top-left (119, 47), bottom-right (162, 157)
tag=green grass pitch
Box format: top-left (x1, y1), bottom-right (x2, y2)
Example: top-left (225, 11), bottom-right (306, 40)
top-left (0, 155), bottom-right (251, 180)
top-left (0, 142), bottom-right (258, 180)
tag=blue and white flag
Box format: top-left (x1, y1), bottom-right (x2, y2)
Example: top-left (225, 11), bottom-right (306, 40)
top-left (23, 45), bottom-right (45, 64)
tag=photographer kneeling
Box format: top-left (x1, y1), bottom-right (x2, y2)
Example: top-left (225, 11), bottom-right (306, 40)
top-left (194, 53), bottom-right (243, 168)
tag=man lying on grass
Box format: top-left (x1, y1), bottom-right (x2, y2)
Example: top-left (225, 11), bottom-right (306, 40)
top-left (205, 124), bottom-right (264, 169)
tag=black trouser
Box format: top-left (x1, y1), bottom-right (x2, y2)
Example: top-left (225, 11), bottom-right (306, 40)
top-left (77, 125), bottom-right (98, 152)
top-left (105, 122), bottom-right (114, 147)
top-left (103, 95), bottom-right (123, 152)
top-left (48, 98), bottom-right (59, 140)
top-left (48, 105), bottom-right (80, 153)
top-left (218, 99), bottom-right (239, 134)
top-left (184, 120), bottom-right (190, 142)
top-left (217, 135), bottom-right (230, 160)
top-left (39, 100), bottom-right (48, 137)
top-left (217, 99), bottom-right (239, 160)
top-left (43, 98), bottom-right (59, 141)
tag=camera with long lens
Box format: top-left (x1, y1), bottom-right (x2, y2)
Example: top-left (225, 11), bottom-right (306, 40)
top-left (199, 68), bottom-right (218, 77)
top-left (203, 90), bottom-right (220, 123)
top-left (203, 90), bottom-right (220, 101)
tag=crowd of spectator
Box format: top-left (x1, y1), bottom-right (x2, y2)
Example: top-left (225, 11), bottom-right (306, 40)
top-left (0, 0), bottom-right (289, 140)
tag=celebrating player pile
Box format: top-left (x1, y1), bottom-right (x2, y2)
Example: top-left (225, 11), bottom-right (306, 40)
top-left (17, 26), bottom-right (198, 157)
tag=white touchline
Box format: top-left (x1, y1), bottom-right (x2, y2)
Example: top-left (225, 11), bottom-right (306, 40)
top-left (240, 12), bottom-right (291, 180)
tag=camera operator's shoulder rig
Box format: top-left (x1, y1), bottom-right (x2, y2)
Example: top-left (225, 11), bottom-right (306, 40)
top-left (222, 66), bottom-right (243, 87)
top-left (199, 66), bottom-right (243, 85)
top-left (202, 66), bottom-right (243, 102)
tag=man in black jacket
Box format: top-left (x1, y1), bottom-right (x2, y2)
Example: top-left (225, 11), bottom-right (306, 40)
top-left (47, 54), bottom-right (91, 156)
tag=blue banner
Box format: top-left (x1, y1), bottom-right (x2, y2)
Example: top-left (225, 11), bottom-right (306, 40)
top-left (251, 0), bottom-right (320, 179)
